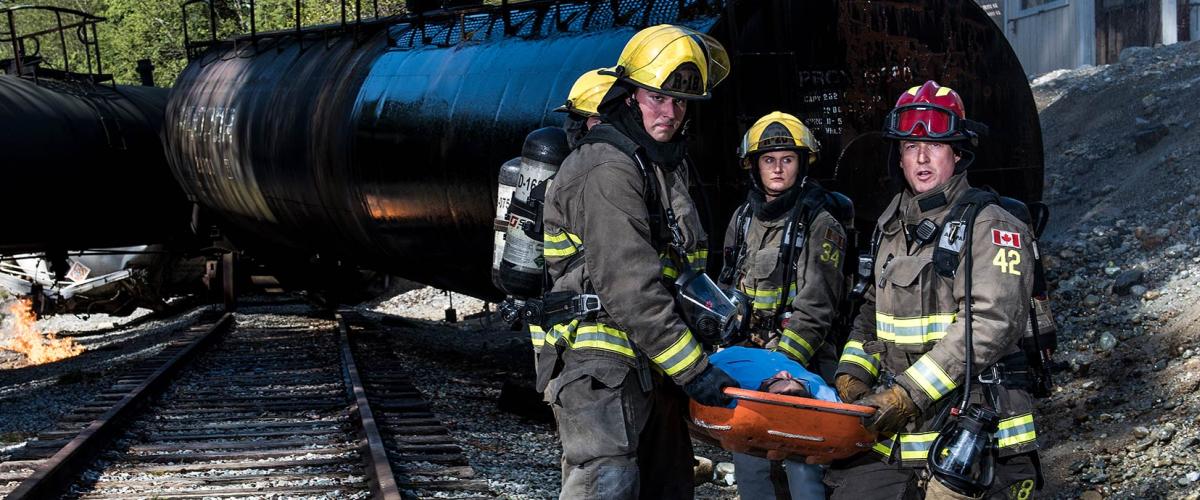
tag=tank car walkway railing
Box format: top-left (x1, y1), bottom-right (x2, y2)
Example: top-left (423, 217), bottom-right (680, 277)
top-left (0, 5), bottom-right (111, 84)
top-left (180, 0), bottom-right (727, 59)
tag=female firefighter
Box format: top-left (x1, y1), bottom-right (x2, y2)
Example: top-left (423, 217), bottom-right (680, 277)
top-left (719, 111), bottom-right (848, 499)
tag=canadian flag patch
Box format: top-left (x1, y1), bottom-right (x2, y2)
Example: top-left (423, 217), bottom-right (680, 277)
top-left (992, 229), bottom-right (1022, 249)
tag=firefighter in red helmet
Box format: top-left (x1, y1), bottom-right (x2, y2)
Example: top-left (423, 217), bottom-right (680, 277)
top-left (826, 81), bottom-right (1042, 500)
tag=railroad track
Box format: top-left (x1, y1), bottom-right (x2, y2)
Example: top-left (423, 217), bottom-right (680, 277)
top-left (0, 308), bottom-right (493, 499)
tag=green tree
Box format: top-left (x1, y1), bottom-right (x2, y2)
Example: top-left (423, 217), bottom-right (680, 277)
top-left (100, 0), bottom-right (189, 85)
top-left (3, 0), bottom-right (506, 86)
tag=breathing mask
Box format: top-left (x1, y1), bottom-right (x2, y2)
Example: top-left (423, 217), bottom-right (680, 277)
top-left (673, 269), bottom-right (748, 347)
top-left (927, 405), bottom-right (999, 497)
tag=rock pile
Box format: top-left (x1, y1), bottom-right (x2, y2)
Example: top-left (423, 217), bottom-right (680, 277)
top-left (1032, 39), bottom-right (1200, 499)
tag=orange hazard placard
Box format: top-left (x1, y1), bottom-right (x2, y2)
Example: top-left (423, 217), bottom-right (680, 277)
top-left (688, 388), bottom-right (878, 463)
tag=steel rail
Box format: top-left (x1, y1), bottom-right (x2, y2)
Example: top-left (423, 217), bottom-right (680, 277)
top-left (337, 311), bottom-right (402, 500)
top-left (5, 313), bottom-right (234, 500)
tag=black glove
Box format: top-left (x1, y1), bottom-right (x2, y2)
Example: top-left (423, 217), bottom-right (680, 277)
top-left (684, 365), bottom-right (737, 407)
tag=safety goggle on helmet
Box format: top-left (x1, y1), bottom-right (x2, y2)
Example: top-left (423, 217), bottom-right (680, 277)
top-left (882, 81), bottom-right (975, 142)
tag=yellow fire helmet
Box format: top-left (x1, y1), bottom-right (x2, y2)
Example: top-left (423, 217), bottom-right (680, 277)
top-left (608, 24), bottom-right (730, 100)
top-left (554, 68), bottom-right (617, 117)
top-left (737, 111), bottom-right (821, 167)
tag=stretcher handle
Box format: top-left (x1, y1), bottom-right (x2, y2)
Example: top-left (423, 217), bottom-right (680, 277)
top-left (723, 387), bottom-right (876, 418)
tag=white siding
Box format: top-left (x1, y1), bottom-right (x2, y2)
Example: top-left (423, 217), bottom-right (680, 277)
top-left (1163, 0), bottom-right (1178, 44)
top-left (1006, 1), bottom-right (1091, 76)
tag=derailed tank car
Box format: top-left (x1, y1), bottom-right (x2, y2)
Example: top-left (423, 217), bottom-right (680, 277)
top-left (0, 6), bottom-right (196, 314)
top-left (166, 0), bottom-right (1043, 301)
top-left (0, 75), bottom-right (189, 254)
top-left (0, 6), bottom-right (190, 253)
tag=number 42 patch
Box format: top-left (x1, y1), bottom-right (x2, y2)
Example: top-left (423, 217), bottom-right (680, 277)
top-left (991, 229), bottom-right (1022, 275)
top-left (992, 248), bottom-right (1022, 275)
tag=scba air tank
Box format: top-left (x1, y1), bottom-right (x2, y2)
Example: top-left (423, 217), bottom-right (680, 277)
top-left (498, 127), bottom-right (570, 297)
top-left (492, 157), bottom-right (522, 291)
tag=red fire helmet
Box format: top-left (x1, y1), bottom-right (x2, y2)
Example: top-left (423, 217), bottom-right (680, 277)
top-left (883, 80), bottom-right (971, 142)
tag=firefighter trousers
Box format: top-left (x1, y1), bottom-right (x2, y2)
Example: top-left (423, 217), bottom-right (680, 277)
top-left (549, 361), bottom-right (694, 499)
top-left (824, 452), bottom-right (1039, 500)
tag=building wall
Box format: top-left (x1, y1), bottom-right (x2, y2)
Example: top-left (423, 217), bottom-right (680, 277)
top-left (1005, 0), bottom-right (1096, 76)
top-left (1002, 0), bottom-right (1197, 75)
top-left (1193, 0), bottom-right (1200, 40)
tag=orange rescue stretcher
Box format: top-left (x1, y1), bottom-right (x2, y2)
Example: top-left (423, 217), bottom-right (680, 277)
top-left (688, 387), bottom-right (878, 464)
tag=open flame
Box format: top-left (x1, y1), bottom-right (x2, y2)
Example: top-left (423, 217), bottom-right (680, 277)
top-left (2, 299), bottom-right (84, 365)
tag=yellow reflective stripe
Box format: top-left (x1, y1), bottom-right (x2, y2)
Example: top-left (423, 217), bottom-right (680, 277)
top-left (543, 231), bottom-right (582, 245)
top-left (778, 328), bottom-right (815, 365)
top-left (904, 356), bottom-right (958, 401)
top-left (652, 329), bottom-right (703, 376)
top-left (552, 321), bottom-right (635, 358)
top-left (687, 249), bottom-right (708, 271)
top-left (543, 231), bottom-right (582, 258)
top-left (748, 287), bottom-right (782, 310)
top-left (662, 249), bottom-right (708, 278)
top-left (660, 253), bottom-right (679, 279)
top-left (570, 324), bottom-right (636, 357)
top-left (876, 312), bottom-right (956, 344)
top-left (548, 319), bottom-right (578, 345)
top-left (529, 324), bottom-right (546, 348)
top-left (996, 413), bottom-right (1037, 448)
top-left (839, 340), bottom-right (881, 378)
top-left (898, 432), bottom-right (940, 461)
top-left (873, 434), bottom-right (895, 457)
top-left (744, 284), bottom-right (796, 310)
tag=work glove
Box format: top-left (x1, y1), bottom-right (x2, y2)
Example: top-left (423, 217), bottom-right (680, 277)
top-left (835, 374), bottom-right (872, 403)
top-left (684, 365), bottom-right (737, 407)
top-left (854, 384), bottom-right (918, 435)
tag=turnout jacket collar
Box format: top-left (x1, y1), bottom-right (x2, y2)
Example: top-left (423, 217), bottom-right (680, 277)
top-left (877, 173), bottom-right (972, 236)
top-left (748, 179), bottom-right (808, 221)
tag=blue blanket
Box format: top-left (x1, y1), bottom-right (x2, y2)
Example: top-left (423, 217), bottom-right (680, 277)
top-left (710, 346), bottom-right (840, 406)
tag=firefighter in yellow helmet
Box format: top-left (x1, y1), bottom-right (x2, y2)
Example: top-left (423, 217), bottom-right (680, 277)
top-left (535, 24), bottom-right (732, 498)
top-left (826, 81), bottom-right (1041, 499)
top-left (718, 112), bottom-right (847, 499)
top-left (555, 68), bottom-right (616, 148)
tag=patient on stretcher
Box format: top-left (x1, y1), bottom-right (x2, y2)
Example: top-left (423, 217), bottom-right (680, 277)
top-left (709, 346), bottom-right (840, 407)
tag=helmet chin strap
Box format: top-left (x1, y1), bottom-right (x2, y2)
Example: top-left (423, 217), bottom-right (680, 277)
top-left (954, 148), bottom-right (976, 174)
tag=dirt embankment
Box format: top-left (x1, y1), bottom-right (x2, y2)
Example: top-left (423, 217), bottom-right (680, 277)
top-left (1032, 40), bottom-right (1200, 499)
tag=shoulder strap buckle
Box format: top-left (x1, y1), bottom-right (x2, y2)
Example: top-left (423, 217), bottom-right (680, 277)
top-left (573, 294), bottom-right (603, 316)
